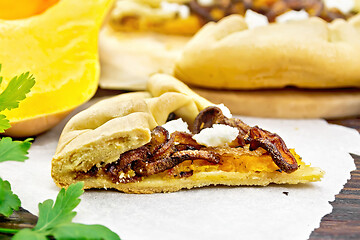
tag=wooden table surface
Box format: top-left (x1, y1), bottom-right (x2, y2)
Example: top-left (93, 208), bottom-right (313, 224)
top-left (0, 106), bottom-right (359, 239)
top-left (310, 117), bottom-right (360, 239)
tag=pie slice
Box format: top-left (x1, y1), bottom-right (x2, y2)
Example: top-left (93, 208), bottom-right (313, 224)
top-left (51, 74), bottom-right (324, 193)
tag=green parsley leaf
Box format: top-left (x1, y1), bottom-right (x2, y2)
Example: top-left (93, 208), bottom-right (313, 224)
top-left (0, 65), bottom-right (3, 85)
top-left (12, 228), bottom-right (47, 240)
top-left (0, 177), bottom-right (21, 217)
top-left (0, 65), bottom-right (37, 229)
top-left (0, 65), bottom-right (35, 112)
top-left (0, 137), bottom-right (32, 163)
top-left (52, 223), bottom-right (121, 240)
top-left (0, 114), bottom-right (10, 133)
top-left (33, 182), bottom-right (84, 234)
top-left (14, 182), bottom-right (120, 239)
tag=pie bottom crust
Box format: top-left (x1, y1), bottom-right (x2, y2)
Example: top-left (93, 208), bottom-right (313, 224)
top-left (53, 164), bottom-right (323, 194)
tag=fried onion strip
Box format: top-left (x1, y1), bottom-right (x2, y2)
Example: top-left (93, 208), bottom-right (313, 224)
top-left (246, 126), bottom-right (298, 173)
top-left (132, 150), bottom-right (219, 177)
top-left (147, 126), bottom-right (169, 155)
top-left (194, 106), bottom-right (298, 173)
top-left (98, 106), bottom-right (299, 183)
top-left (188, 0), bottom-right (350, 24)
top-left (193, 106), bottom-right (249, 137)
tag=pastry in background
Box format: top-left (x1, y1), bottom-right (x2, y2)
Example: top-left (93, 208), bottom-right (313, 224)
top-left (99, 0), bottom-right (358, 90)
top-left (174, 14), bottom-right (360, 118)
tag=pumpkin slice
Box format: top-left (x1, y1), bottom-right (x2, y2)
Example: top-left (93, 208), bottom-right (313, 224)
top-left (0, 0), bottom-right (113, 137)
top-left (0, 0), bottom-right (59, 20)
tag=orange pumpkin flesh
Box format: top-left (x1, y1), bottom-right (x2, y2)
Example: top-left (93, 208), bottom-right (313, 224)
top-left (0, 0), bottom-right (113, 137)
top-left (0, 0), bottom-right (59, 20)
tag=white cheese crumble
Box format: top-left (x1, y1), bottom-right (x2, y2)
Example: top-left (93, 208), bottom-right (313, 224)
top-left (325, 0), bottom-right (354, 14)
top-left (213, 103), bottom-right (232, 118)
top-left (162, 118), bottom-right (191, 135)
top-left (275, 9), bottom-right (310, 23)
top-left (244, 9), bottom-right (269, 29)
top-left (160, 1), bottom-right (178, 13)
top-left (178, 5), bottom-right (190, 19)
top-left (160, 1), bottom-right (190, 19)
top-left (198, 0), bottom-right (215, 7)
top-left (192, 124), bottom-right (239, 147)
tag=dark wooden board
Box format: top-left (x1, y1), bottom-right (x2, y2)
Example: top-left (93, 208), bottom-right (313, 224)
top-left (310, 118), bottom-right (360, 239)
top-left (0, 207), bottom-right (37, 239)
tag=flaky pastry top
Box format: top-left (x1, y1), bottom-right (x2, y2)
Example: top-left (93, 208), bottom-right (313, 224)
top-left (175, 14), bottom-right (360, 89)
top-left (52, 74), bottom-right (212, 173)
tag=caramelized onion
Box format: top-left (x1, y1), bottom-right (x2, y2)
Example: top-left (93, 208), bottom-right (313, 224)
top-left (85, 106), bottom-right (299, 183)
top-left (132, 150), bottom-right (219, 177)
top-left (188, 0), bottom-right (350, 24)
top-left (246, 126), bottom-right (298, 173)
top-left (194, 106), bottom-right (298, 173)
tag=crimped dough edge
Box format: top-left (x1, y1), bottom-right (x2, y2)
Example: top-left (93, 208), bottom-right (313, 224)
top-left (52, 74), bottom-right (324, 193)
top-left (175, 15), bottom-right (360, 89)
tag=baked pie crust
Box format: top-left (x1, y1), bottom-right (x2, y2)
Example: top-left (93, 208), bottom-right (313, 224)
top-left (52, 74), bottom-right (323, 193)
top-left (175, 15), bottom-right (360, 89)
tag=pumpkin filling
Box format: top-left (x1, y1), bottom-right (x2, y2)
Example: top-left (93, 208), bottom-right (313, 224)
top-left (110, 0), bottom-right (355, 35)
top-left (75, 106), bottom-right (302, 183)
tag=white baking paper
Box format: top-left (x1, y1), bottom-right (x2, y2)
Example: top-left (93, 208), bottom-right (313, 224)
top-left (1, 107), bottom-right (359, 240)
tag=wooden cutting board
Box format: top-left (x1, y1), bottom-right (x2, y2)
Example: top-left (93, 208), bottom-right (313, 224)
top-left (193, 87), bottom-right (360, 119)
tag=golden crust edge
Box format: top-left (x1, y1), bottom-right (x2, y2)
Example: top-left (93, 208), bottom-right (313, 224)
top-left (52, 166), bottom-right (324, 194)
top-left (174, 15), bottom-right (360, 89)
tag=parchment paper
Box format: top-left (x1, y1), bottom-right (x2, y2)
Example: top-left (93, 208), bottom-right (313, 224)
top-left (1, 105), bottom-right (359, 240)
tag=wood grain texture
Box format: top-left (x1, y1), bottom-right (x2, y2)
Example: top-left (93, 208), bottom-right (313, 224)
top-left (309, 118), bottom-right (360, 239)
top-left (310, 117), bottom-right (360, 240)
top-left (310, 154), bottom-right (360, 239)
top-left (0, 207), bottom-right (37, 239)
top-left (328, 117), bottom-right (360, 133)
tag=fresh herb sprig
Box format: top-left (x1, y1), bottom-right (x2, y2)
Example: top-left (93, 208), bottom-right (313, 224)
top-left (12, 182), bottom-right (120, 240)
top-left (0, 64), bottom-right (35, 133)
top-left (0, 64), bottom-right (34, 217)
top-left (0, 65), bottom-right (120, 239)
top-left (0, 178), bottom-right (21, 217)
